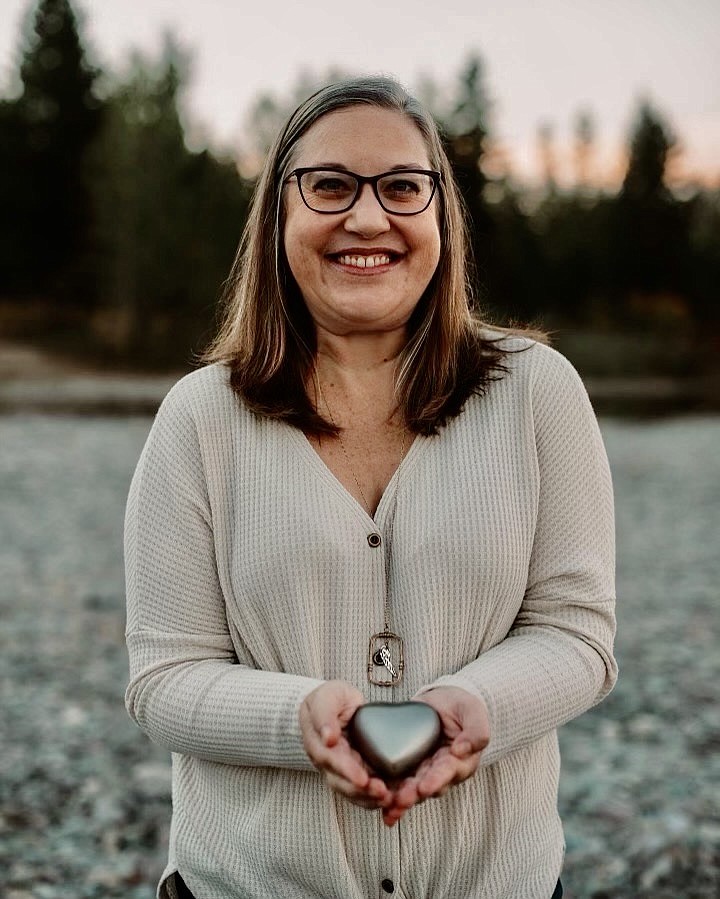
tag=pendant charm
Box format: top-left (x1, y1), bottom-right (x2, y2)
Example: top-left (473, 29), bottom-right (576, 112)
top-left (368, 631), bottom-right (404, 686)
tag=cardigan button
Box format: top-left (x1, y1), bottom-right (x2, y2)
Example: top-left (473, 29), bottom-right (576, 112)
top-left (367, 533), bottom-right (382, 548)
top-left (381, 879), bottom-right (394, 893)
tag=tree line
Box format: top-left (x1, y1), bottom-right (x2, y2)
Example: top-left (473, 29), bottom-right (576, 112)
top-left (1, 0), bottom-right (718, 372)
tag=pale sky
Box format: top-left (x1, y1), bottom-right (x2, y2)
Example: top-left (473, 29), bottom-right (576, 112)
top-left (1, 0), bottom-right (719, 187)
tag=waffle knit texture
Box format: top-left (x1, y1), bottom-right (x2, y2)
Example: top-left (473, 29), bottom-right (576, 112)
top-left (125, 338), bottom-right (617, 899)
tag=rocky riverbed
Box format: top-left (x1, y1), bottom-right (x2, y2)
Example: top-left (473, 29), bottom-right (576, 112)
top-left (1, 412), bottom-right (719, 898)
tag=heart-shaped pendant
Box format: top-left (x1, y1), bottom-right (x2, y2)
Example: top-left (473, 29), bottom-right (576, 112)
top-left (347, 701), bottom-right (442, 778)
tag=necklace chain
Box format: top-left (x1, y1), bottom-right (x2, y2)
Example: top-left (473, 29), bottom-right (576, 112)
top-left (315, 374), bottom-right (408, 679)
top-left (315, 377), bottom-right (407, 521)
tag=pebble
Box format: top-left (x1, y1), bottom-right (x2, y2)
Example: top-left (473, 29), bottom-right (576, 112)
top-left (132, 762), bottom-right (173, 800)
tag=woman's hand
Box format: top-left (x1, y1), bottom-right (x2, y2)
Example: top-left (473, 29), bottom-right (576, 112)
top-left (299, 681), bottom-right (392, 810)
top-left (381, 686), bottom-right (490, 827)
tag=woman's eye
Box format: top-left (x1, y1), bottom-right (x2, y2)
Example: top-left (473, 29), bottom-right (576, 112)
top-left (311, 177), bottom-right (354, 196)
top-left (383, 178), bottom-right (422, 198)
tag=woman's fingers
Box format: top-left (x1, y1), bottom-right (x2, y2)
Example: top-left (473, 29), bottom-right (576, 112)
top-left (302, 681), bottom-right (363, 737)
top-left (317, 738), bottom-right (369, 785)
top-left (382, 806), bottom-right (406, 827)
top-left (299, 682), bottom-right (395, 809)
top-left (300, 681), bottom-right (363, 763)
top-left (416, 749), bottom-right (480, 799)
top-left (381, 746), bottom-right (481, 826)
top-left (416, 686), bottom-right (491, 756)
top-left (326, 769), bottom-right (392, 806)
top-left (306, 724), bottom-right (372, 793)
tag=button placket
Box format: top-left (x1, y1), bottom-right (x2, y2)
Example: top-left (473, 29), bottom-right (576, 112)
top-left (367, 517), bottom-right (401, 899)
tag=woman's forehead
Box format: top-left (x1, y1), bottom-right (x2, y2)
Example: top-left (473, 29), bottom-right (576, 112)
top-left (291, 106), bottom-right (431, 172)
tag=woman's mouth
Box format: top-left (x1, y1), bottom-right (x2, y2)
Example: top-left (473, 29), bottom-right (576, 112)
top-left (338, 253), bottom-right (390, 268)
top-left (327, 251), bottom-right (402, 271)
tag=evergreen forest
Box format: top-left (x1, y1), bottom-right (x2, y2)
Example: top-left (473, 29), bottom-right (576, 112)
top-left (1, 0), bottom-right (718, 385)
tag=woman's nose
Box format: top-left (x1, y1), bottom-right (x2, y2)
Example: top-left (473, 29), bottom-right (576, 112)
top-left (343, 184), bottom-right (391, 236)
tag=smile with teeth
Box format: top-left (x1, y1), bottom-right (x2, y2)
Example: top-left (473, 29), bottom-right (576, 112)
top-left (335, 253), bottom-right (393, 268)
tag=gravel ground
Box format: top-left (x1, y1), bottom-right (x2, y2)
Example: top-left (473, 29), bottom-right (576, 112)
top-left (1, 412), bottom-right (718, 899)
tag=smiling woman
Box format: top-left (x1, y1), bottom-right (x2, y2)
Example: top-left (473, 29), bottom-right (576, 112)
top-left (203, 77), bottom-right (508, 437)
top-left (124, 75), bottom-right (616, 899)
top-left (282, 106), bottom-right (441, 342)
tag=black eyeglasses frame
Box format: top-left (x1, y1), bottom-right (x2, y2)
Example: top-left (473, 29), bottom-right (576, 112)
top-left (285, 167), bottom-right (442, 216)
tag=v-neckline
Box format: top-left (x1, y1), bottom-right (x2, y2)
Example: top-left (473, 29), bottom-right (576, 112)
top-left (286, 426), bottom-right (424, 526)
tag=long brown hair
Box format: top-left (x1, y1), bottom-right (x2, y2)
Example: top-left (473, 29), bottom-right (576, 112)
top-left (204, 76), bottom-right (516, 436)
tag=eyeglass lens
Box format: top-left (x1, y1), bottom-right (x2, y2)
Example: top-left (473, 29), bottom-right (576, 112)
top-left (299, 170), bottom-right (435, 214)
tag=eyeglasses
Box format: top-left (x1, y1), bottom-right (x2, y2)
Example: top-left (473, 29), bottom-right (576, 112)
top-left (285, 167), bottom-right (441, 215)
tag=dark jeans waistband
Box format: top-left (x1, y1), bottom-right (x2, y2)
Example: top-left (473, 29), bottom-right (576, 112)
top-left (175, 874), bottom-right (196, 899)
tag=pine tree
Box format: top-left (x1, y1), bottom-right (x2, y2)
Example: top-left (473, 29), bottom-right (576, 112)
top-left (612, 101), bottom-right (689, 307)
top-left (621, 101), bottom-right (674, 200)
top-left (442, 55), bottom-right (490, 211)
top-left (0, 99), bottom-right (29, 295)
top-left (439, 56), bottom-right (497, 314)
top-left (573, 109), bottom-right (595, 191)
top-left (15, 0), bottom-right (102, 299)
top-left (537, 121), bottom-right (558, 195)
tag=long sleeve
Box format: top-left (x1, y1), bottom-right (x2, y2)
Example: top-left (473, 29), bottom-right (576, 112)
top-left (420, 347), bottom-right (617, 766)
top-left (124, 382), bottom-right (323, 768)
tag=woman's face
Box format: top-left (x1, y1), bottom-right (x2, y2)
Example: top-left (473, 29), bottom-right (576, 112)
top-left (282, 106), bottom-right (441, 339)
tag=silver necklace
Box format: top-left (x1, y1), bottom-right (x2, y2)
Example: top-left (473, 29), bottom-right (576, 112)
top-left (315, 376), bottom-right (407, 687)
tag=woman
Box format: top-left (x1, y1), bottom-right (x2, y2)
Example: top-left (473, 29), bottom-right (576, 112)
top-left (125, 76), bottom-right (616, 899)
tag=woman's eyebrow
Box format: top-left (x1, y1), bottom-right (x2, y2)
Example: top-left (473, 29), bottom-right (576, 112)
top-left (303, 163), bottom-right (427, 171)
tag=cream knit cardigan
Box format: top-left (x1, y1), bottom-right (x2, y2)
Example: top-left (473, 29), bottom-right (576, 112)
top-left (125, 339), bottom-right (617, 899)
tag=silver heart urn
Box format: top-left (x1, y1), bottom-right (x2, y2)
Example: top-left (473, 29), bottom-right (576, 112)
top-left (348, 701), bottom-right (442, 778)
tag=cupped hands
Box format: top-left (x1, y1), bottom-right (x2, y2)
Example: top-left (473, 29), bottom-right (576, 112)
top-left (299, 682), bottom-right (490, 826)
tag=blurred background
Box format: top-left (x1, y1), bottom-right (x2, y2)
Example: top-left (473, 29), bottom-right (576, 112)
top-left (0, 0), bottom-right (719, 386)
top-left (0, 1), bottom-right (718, 897)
